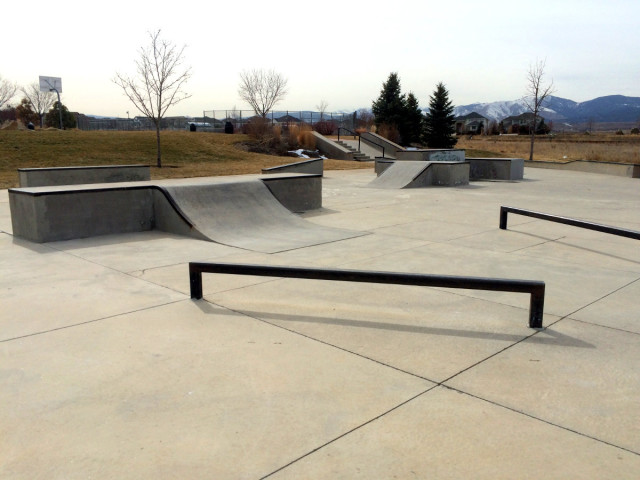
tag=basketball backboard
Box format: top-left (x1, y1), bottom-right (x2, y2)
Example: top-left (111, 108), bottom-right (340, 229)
top-left (39, 76), bottom-right (62, 93)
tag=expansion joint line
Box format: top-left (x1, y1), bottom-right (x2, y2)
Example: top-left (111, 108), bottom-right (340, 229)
top-left (0, 299), bottom-right (185, 343)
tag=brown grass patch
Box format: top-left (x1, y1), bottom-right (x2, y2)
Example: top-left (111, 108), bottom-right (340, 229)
top-left (457, 133), bottom-right (640, 164)
top-left (0, 129), bottom-right (371, 189)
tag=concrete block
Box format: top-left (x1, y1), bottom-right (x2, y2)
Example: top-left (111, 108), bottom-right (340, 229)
top-left (468, 158), bottom-right (524, 180)
top-left (374, 159), bottom-right (395, 175)
top-left (396, 149), bottom-right (466, 162)
top-left (262, 175), bottom-right (322, 212)
top-left (10, 187), bottom-right (154, 243)
top-left (18, 165), bottom-right (150, 187)
top-left (525, 160), bottom-right (640, 178)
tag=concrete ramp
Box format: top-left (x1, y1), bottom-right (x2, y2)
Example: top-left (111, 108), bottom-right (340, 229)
top-left (9, 174), bottom-right (364, 249)
top-left (160, 179), bottom-right (363, 253)
top-left (367, 161), bottom-right (432, 189)
top-left (368, 161), bottom-right (469, 189)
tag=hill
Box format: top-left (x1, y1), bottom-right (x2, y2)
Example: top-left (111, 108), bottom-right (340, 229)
top-left (454, 95), bottom-right (640, 127)
top-left (0, 129), bottom-right (370, 189)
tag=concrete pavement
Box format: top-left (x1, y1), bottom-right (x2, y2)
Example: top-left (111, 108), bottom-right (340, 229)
top-left (1, 167), bottom-right (639, 478)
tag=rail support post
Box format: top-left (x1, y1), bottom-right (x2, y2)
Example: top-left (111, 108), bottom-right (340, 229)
top-left (499, 206), bottom-right (509, 230)
top-left (190, 264), bottom-right (203, 299)
top-left (529, 285), bottom-right (545, 328)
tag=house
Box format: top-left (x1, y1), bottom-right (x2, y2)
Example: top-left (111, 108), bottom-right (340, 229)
top-left (501, 112), bottom-right (544, 133)
top-left (454, 112), bottom-right (488, 135)
top-left (276, 114), bottom-right (300, 130)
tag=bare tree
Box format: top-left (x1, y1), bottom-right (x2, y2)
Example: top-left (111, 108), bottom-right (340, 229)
top-left (355, 108), bottom-right (375, 130)
top-left (114, 30), bottom-right (191, 168)
top-left (21, 83), bottom-right (56, 127)
top-left (316, 99), bottom-right (328, 120)
top-left (238, 69), bottom-right (288, 118)
top-left (523, 59), bottom-right (555, 161)
top-left (0, 75), bottom-right (18, 109)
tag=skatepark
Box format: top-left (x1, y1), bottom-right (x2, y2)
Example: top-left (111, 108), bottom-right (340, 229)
top-left (1, 164), bottom-right (639, 478)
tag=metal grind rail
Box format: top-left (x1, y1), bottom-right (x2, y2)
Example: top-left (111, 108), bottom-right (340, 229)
top-left (500, 206), bottom-right (640, 240)
top-left (189, 262), bottom-right (546, 328)
top-left (337, 127), bottom-right (387, 158)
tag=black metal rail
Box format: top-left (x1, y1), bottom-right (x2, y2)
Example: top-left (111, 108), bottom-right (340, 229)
top-left (337, 127), bottom-right (386, 158)
top-left (189, 262), bottom-right (545, 328)
top-left (500, 206), bottom-right (640, 240)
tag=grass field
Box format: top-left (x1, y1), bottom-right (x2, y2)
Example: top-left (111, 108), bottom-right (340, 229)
top-left (1, 129), bottom-right (638, 189)
top-left (457, 132), bottom-right (640, 164)
top-left (0, 130), bottom-right (371, 189)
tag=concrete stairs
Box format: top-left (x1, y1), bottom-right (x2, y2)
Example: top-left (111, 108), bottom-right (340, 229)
top-left (334, 139), bottom-right (373, 161)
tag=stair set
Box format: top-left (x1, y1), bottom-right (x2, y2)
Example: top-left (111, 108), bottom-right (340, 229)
top-left (334, 140), bottom-right (373, 161)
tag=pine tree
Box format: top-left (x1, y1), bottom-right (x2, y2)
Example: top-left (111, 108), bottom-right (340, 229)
top-left (402, 92), bottom-right (424, 145)
top-left (372, 72), bottom-right (406, 138)
top-left (423, 82), bottom-right (457, 148)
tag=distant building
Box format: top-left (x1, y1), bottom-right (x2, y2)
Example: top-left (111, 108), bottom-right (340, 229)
top-left (501, 112), bottom-right (545, 133)
top-left (276, 114), bottom-right (300, 130)
top-left (454, 112), bottom-right (488, 135)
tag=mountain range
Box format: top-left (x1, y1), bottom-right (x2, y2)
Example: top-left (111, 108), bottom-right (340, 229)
top-left (453, 95), bottom-right (640, 127)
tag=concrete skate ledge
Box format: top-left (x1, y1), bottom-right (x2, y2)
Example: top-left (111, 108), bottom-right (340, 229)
top-left (395, 149), bottom-right (466, 163)
top-left (261, 158), bottom-right (323, 176)
top-left (18, 164), bottom-right (150, 187)
top-left (8, 173), bottom-right (322, 243)
top-left (524, 159), bottom-right (640, 178)
top-left (468, 158), bottom-right (524, 181)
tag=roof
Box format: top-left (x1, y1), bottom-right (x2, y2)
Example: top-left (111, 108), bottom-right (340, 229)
top-left (455, 111), bottom-right (488, 121)
top-left (276, 114), bottom-right (300, 122)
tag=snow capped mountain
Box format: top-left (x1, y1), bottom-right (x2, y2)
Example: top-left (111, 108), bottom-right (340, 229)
top-left (454, 95), bottom-right (640, 124)
top-left (455, 99), bottom-right (527, 121)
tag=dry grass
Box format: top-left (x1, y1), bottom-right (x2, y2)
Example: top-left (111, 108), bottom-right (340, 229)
top-left (0, 129), bottom-right (371, 189)
top-left (457, 133), bottom-right (640, 164)
top-left (298, 124), bottom-right (316, 150)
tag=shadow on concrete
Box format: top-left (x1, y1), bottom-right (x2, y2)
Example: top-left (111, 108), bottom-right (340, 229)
top-left (555, 239), bottom-right (640, 266)
top-left (202, 303), bottom-right (594, 348)
top-left (299, 207), bottom-right (341, 218)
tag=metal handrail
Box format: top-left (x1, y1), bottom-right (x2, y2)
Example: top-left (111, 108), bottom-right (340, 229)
top-left (500, 206), bottom-right (640, 240)
top-left (189, 262), bottom-right (545, 328)
top-left (337, 127), bottom-right (358, 141)
top-left (337, 127), bottom-right (386, 158)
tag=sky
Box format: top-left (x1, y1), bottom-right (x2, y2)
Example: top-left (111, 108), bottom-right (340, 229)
top-left (3, 0), bottom-right (639, 118)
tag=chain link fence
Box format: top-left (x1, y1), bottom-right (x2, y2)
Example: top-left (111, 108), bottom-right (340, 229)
top-left (201, 110), bottom-right (356, 133)
top-left (76, 110), bottom-right (358, 133)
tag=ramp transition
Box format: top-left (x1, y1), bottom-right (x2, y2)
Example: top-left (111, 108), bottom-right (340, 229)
top-left (368, 161), bottom-right (469, 189)
top-left (368, 161), bottom-right (430, 189)
top-left (161, 179), bottom-right (364, 253)
top-left (9, 175), bottom-right (364, 252)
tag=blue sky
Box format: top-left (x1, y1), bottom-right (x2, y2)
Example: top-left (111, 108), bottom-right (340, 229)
top-left (4, 0), bottom-right (639, 117)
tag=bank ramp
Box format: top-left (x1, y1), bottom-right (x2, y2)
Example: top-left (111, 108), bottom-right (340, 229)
top-left (161, 179), bottom-right (364, 253)
top-left (9, 175), bottom-right (365, 251)
top-left (367, 161), bottom-right (469, 189)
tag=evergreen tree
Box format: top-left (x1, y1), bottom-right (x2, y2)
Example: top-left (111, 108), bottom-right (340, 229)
top-left (16, 98), bottom-right (39, 126)
top-left (45, 101), bottom-right (76, 129)
top-left (372, 72), bottom-right (406, 137)
top-left (423, 82), bottom-right (457, 148)
top-left (402, 92), bottom-right (424, 145)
